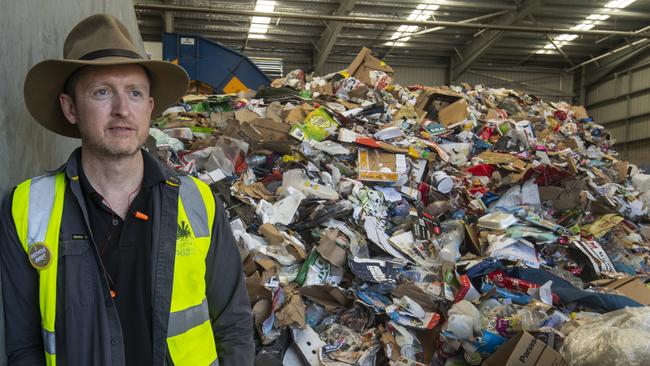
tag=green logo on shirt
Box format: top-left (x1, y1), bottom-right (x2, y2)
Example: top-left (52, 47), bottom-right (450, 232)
top-left (177, 221), bottom-right (192, 240)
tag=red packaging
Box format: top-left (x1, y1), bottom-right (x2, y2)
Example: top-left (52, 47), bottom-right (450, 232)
top-left (487, 270), bottom-right (560, 304)
top-left (554, 110), bottom-right (567, 121)
top-left (480, 126), bottom-right (495, 141)
top-left (466, 163), bottom-right (495, 177)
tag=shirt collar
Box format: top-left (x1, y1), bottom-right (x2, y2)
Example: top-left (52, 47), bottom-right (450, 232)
top-left (69, 148), bottom-right (167, 190)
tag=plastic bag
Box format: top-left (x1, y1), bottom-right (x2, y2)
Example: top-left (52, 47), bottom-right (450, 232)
top-left (560, 307), bottom-right (650, 366)
top-left (444, 300), bottom-right (482, 340)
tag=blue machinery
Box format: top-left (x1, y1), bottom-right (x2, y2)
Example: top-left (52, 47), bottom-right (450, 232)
top-left (162, 33), bottom-right (271, 94)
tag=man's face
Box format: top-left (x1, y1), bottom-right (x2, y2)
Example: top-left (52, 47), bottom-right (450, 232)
top-left (59, 64), bottom-right (154, 158)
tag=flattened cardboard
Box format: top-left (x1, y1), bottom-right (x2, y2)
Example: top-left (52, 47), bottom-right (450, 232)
top-left (316, 229), bottom-right (348, 267)
top-left (591, 276), bottom-right (650, 305)
top-left (259, 223), bottom-right (285, 245)
top-left (415, 328), bottom-right (439, 364)
top-left (298, 285), bottom-right (351, 311)
top-left (275, 291), bottom-right (306, 328)
top-left (483, 331), bottom-right (567, 366)
top-left (245, 274), bottom-right (272, 304)
top-left (478, 151), bottom-right (527, 171)
top-left (380, 329), bottom-right (400, 362)
top-left (284, 103), bottom-right (314, 124)
top-left (346, 47), bottom-right (394, 86)
top-left (284, 107), bottom-right (306, 124)
top-left (243, 255), bottom-right (258, 276)
top-left (249, 118), bottom-right (291, 141)
top-left (255, 256), bottom-right (277, 271)
top-left (538, 178), bottom-right (586, 211)
top-left (312, 82), bottom-right (334, 96)
top-left (571, 105), bottom-right (589, 120)
top-left (266, 101), bottom-right (284, 123)
top-left (209, 111), bottom-right (235, 126)
top-left (235, 108), bottom-right (262, 123)
top-left (391, 282), bottom-right (439, 312)
top-left (252, 299), bottom-right (271, 329)
top-left (232, 181), bottom-right (274, 202)
top-left (486, 109), bottom-right (501, 120)
top-left (464, 222), bottom-right (482, 255)
top-left (223, 120), bottom-right (264, 143)
top-left (613, 161), bottom-right (629, 183)
top-left (438, 98), bottom-right (469, 127)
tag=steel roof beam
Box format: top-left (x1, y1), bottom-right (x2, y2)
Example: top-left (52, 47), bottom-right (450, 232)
top-left (313, 0), bottom-right (358, 74)
top-left (133, 3), bottom-right (650, 38)
top-left (450, 0), bottom-right (544, 81)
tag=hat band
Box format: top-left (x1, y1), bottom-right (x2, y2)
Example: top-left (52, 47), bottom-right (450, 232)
top-left (79, 48), bottom-right (143, 61)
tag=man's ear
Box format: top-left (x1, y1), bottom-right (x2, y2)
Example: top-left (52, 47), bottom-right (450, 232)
top-left (148, 96), bottom-right (154, 116)
top-left (59, 94), bottom-right (78, 125)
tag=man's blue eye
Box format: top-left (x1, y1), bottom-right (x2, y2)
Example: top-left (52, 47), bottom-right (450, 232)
top-left (94, 89), bottom-right (109, 96)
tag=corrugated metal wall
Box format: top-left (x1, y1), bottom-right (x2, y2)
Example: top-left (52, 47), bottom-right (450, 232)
top-left (321, 62), bottom-right (447, 86)
top-left (586, 54), bottom-right (650, 165)
top-left (322, 62), bottom-right (573, 101)
top-left (458, 69), bottom-right (573, 101)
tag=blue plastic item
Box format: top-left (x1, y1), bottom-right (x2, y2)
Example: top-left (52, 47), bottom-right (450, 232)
top-left (162, 33), bottom-right (271, 94)
top-left (476, 330), bottom-right (507, 355)
top-left (480, 282), bottom-right (532, 305)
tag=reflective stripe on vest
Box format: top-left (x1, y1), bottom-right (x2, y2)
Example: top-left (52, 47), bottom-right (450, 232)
top-left (167, 176), bottom-right (218, 365)
top-left (11, 173), bottom-right (218, 366)
top-left (12, 173), bottom-right (65, 366)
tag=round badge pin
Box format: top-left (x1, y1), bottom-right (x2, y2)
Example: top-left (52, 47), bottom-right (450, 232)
top-left (28, 242), bottom-right (52, 270)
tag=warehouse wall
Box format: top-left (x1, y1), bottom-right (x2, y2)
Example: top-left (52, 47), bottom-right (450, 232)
top-left (586, 54), bottom-right (650, 165)
top-left (144, 41), bottom-right (163, 60)
top-left (459, 69), bottom-right (573, 101)
top-left (322, 62), bottom-right (447, 86)
top-left (0, 0), bottom-right (145, 194)
top-left (323, 62), bottom-right (573, 101)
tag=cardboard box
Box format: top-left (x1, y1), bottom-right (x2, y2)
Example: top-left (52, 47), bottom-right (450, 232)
top-left (438, 98), bottom-right (468, 127)
top-left (483, 331), bottom-right (567, 366)
top-left (357, 148), bottom-right (406, 182)
top-left (571, 105), bottom-right (589, 120)
top-left (415, 86), bottom-right (467, 116)
top-left (346, 47), bottom-right (394, 86)
top-left (591, 276), bottom-right (650, 305)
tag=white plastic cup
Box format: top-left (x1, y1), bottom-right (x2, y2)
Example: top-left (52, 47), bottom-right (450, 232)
top-left (433, 171), bottom-right (453, 194)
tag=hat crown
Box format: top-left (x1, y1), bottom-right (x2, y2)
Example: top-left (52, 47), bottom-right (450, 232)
top-left (63, 14), bottom-right (142, 60)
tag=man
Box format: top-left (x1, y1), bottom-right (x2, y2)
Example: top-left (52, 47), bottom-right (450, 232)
top-left (0, 14), bottom-right (254, 366)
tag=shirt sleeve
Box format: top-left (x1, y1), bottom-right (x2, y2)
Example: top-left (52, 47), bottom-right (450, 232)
top-left (205, 194), bottom-right (254, 366)
top-left (0, 191), bottom-right (46, 365)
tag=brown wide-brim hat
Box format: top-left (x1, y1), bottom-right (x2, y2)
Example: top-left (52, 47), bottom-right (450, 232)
top-left (24, 14), bottom-right (189, 138)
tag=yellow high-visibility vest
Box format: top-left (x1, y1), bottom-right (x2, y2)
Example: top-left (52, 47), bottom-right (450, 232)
top-left (11, 172), bottom-right (218, 365)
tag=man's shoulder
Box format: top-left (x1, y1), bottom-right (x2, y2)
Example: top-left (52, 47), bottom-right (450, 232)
top-left (15, 167), bottom-right (66, 188)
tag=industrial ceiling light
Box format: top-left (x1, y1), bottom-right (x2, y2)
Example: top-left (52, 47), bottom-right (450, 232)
top-left (386, 2), bottom-right (439, 47)
top-left (533, 0), bottom-right (635, 55)
top-left (604, 0), bottom-right (636, 9)
top-left (248, 0), bottom-right (276, 38)
top-left (587, 14), bottom-right (610, 20)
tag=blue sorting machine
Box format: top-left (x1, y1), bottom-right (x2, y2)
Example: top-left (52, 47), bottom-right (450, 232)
top-left (162, 33), bottom-right (271, 94)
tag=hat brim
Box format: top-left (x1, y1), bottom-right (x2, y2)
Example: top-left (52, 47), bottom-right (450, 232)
top-left (24, 57), bottom-right (189, 138)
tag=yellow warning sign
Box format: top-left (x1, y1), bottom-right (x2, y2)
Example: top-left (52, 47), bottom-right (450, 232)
top-left (223, 76), bottom-right (250, 94)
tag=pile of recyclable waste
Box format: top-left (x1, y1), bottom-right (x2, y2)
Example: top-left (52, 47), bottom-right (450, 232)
top-left (148, 47), bottom-right (650, 366)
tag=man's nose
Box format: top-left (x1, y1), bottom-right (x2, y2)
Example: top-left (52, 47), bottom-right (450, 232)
top-left (111, 91), bottom-right (131, 118)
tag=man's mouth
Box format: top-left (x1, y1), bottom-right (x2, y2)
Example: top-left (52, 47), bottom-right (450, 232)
top-left (108, 126), bottom-right (135, 131)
